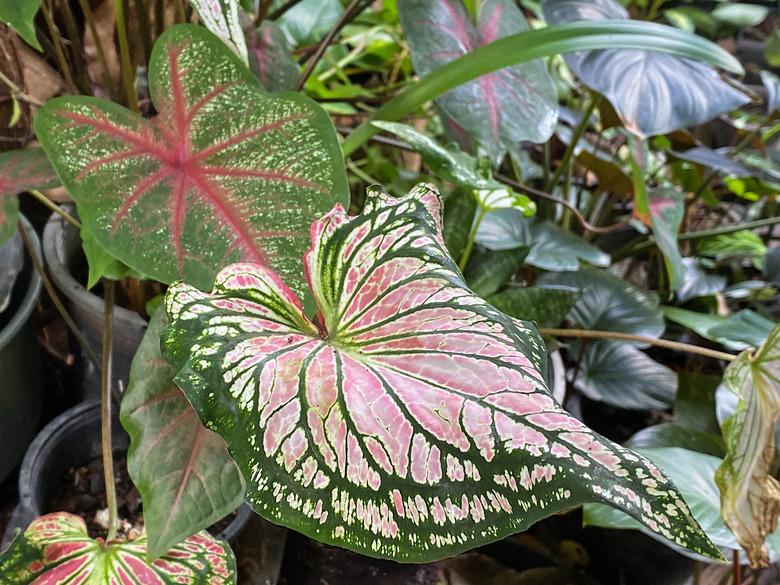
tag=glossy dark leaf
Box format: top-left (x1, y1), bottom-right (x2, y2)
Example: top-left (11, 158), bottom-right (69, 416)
top-left (443, 189), bottom-right (477, 259)
top-left (249, 22), bottom-right (300, 93)
top-left (663, 307), bottom-right (772, 352)
top-left (542, 0), bottom-right (749, 137)
top-left (465, 247), bottom-right (527, 298)
top-left (670, 146), bottom-right (753, 178)
top-left (572, 340), bottom-right (677, 410)
top-left (537, 270), bottom-right (665, 341)
top-left (0, 148), bottom-right (59, 245)
top-left (677, 258), bottom-right (727, 302)
top-left (0, 0), bottom-right (41, 49)
top-left (35, 25), bottom-right (347, 299)
top-left (163, 184), bottom-right (720, 562)
top-left (121, 308), bottom-right (245, 559)
top-left (627, 423), bottom-right (724, 458)
top-left (398, 0), bottom-right (557, 162)
top-left (476, 210), bottom-right (610, 271)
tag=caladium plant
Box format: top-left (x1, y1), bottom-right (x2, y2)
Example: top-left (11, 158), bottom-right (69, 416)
top-left (0, 512), bottom-right (236, 584)
top-left (163, 183), bottom-right (721, 562)
top-left (0, 147), bottom-right (59, 244)
top-left (35, 24), bottom-right (347, 298)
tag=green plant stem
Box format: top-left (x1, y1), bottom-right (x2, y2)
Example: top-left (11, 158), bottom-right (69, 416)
top-left (621, 215), bottom-right (780, 258)
top-left (340, 21), bottom-right (742, 157)
top-left (0, 70), bottom-right (43, 107)
top-left (545, 94), bottom-right (600, 193)
top-left (539, 328), bottom-right (738, 362)
top-left (101, 279), bottom-right (118, 543)
top-left (27, 190), bottom-right (82, 229)
top-left (458, 205), bottom-right (486, 271)
top-left (295, 0), bottom-right (368, 91)
top-left (115, 0), bottom-right (139, 112)
top-left (17, 220), bottom-right (102, 372)
top-left (78, 0), bottom-right (115, 99)
top-left (41, 2), bottom-right (77, 93)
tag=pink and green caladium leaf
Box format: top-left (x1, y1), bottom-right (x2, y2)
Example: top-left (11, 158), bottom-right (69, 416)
top-left (0, 512), bottom-right (236, 584)
top-left (397, 0), bottom-right (558, 164)
top-left (121, 307), bottom-right (245, 560)
top-left (0, 147), bottom-right (59, 245)
top-left (34, 24), bottom-right (347, 298)
top-left (162, 184), bottom-right (721, 562)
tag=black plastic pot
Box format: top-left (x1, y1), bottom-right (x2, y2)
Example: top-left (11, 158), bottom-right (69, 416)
top-left (0, 217), bottom-right (43, 484)
top-left (2, 401), bottom-right (251, 547)
top-left (42, 213), bottom-right (147, 399)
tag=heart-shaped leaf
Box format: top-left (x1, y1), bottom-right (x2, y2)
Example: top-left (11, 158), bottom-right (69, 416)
top-left (0, 148), bottom-right (59, 244)
top-left (35, 24), bottom-right (347, 297)
top-left (121, 307), bottom-right (245, 560)
top-left (541, 0), bottom-right (749, 137)
top-left (476, 210), bottom-right (611, 271)
top-left (163, 184), bottom-right (720, 562)
top-left (0, 512), bottom-right (236, 583)
top-left (0, 0), bottom-right (41, 50)
top-left (716, 324), bottom-right (780, 568)
top-left (187, 0), bottom-right (248, 63)
top-left (398, 0), bottom-right (558, 162)
top-left (249, 22), bottom-right (300, 93)
top-left (537, 270), bottom-right (665, 341)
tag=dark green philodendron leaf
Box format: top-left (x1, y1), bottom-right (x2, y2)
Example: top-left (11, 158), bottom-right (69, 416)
top-left (187, 0), bottom-right (248, 63)
top-left (671, 146), bottom-right (753, 178)
top-left (476, 210), bottom-right (611, 272)
top-left (249, 22), bottom-right (300, 93)
top-left (397, 0), bottom-right (558, 163)
top-left (571, 340), bottom-right (677, 410)
top-left (585, 448), bottom-right (780, 562)
top-left (0, 0), bottom-right (41, 49)
top-left (663, 307), bottom-right (773, 352)
top-left (35, 24), bottom-right (347, 299)
top-left (163, 184), bottom-right (721, 562)
top-left (627, 424), bottom-right (724, 458)
top-left (541, 0), bottom-right (749, 137)
top-left (716, 324), bottom-right (780, 568)
top-left (677, 258), bottom-right (726, 303)
top-left (372, 121), bottom-right (535, 215)
top-left (537, 270), bottom-right (665, 342)
top-left (488, 286), bottom-right (580, 329)
top-left (648, 188), bottom-right (685, 292)
top-left (120, 308), bottom-right (245, 560)
top-left (0, 512), bottom-right (236, 583)
top-left (0, 148), bottom-right (59, 245)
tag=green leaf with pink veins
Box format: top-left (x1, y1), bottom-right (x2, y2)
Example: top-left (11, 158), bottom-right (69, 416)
top-left (162, 183), bottom-right (723, 562)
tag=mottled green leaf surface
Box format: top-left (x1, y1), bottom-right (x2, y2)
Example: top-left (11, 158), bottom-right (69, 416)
top-left (121, 308), bottom-right (245, 560)
top-left (0, 512), bottom-right (236, 583)
top-left (488, 286), bottom-right (579, 329)
top-left (163, 184), bottom-right (720, 562)
top-left (35, 25), bottom-right (347, 298)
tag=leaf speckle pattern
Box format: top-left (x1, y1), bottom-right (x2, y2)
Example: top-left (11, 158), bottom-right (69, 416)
top-left (164, 184), bottom-right (722, 562)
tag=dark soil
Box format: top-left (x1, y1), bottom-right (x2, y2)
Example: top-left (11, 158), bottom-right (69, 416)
top-left (49, 456), bottom-right (237, 541)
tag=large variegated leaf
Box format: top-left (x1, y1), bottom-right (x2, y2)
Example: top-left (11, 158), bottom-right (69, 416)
top-left (187, 0), bottom-right (248, 63)
top-left (163, 183), bottom-right (720, 562)
top-left (35, 24), bottom-right (347, 297)
top-left (541, 0), bottom-right (749, 137)
top-left (397, 0), bottom-right (558, 163)
top-left (0, 148), bottom-right (59, 244)
top-left (121, 307), bottom-right (245, 560)
top-left (0, 512), bottom-right (236, 583)
top-left (716, 324), bottom-right (780, 568)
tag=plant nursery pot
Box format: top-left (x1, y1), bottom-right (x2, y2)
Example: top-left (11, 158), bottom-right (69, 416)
top-left (42, 213), bottom-right (147, 399)
top-left (2, 400), bottom-right (251, 547)
top-left (0, 217), bottom-right (43, 484)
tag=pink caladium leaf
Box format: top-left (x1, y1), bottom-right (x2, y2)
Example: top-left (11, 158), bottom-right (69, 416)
top-left (162, 184), bottom-right (722, 562)
top-left (398, 0), bottom-right (558, 164)
top-left (0, 512), bottom-right (236, 583)
top-left (35, 24), bottom-right (347, 298)
top-left (0, 147), bottom-right (59, 244)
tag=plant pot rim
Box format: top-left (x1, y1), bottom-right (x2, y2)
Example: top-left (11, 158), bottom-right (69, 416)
top-left (0, 216), bottom-right (42, 353)
top-left (42, 212), bottom-right (147, 328)
top-left (16, 400), bottom-right (251, 544)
